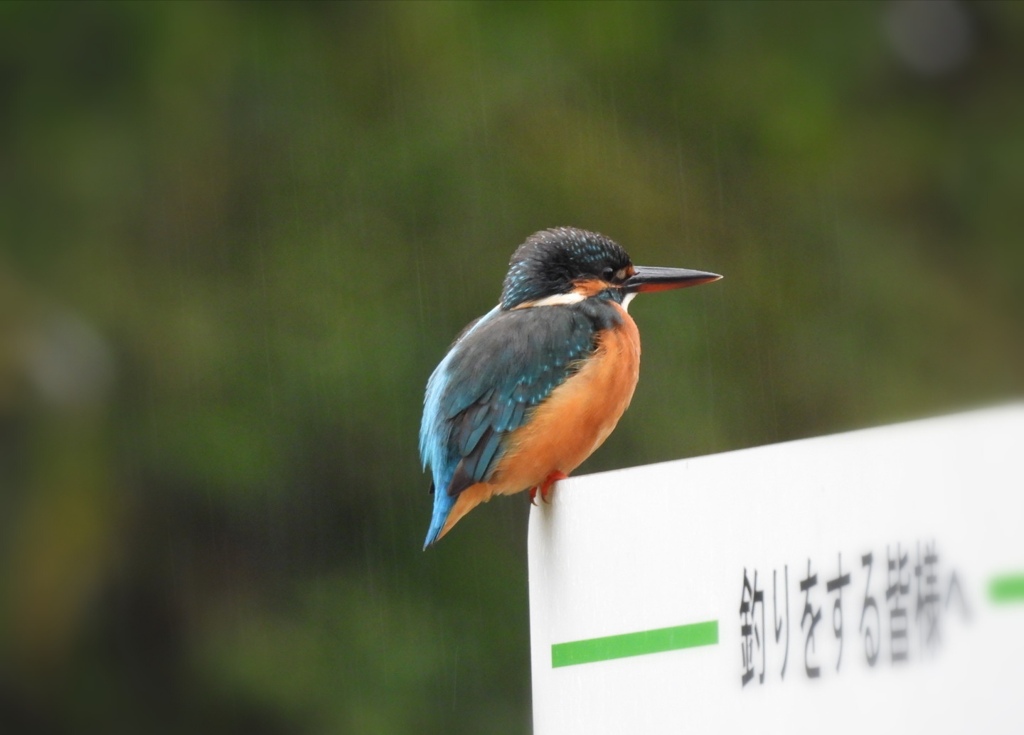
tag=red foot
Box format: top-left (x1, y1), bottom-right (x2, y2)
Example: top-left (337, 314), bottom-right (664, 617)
top-left (538, 471), bottom-right (568, 504)
top-left (529, 471), bottom-right (569, 505)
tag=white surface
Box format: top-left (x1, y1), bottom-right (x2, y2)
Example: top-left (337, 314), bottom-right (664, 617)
top-left (529, 404), bottom-right (1024, 734)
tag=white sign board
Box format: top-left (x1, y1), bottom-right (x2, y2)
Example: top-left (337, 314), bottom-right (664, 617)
top-left (529, 404), bottom-right (1024, 734)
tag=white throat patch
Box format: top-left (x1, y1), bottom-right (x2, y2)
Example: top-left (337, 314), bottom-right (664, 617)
top-left (515, 291), bottom-right (636, 311)
top-left (515, 292), bottom-right (587, 308)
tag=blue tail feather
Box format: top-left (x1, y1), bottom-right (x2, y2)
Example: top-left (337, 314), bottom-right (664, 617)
top-left (424, 484), bottom-right (456, 548)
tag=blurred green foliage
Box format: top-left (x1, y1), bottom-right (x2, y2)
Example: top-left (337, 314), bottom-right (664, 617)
top-left (1, 1), bottom-right (1021, 732)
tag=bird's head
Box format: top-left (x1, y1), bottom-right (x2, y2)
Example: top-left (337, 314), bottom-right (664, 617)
top-left (500, 227), bottom-right (721, 310)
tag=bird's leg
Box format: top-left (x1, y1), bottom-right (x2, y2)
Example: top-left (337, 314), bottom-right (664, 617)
top-left (528, 471), bottom-right (569, 505)
top-left (538, 470), bottom-right (568, 503)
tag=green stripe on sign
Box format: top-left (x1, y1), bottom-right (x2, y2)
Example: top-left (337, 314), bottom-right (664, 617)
top-left (989, 574), bottom-right (1024, 603)
top-left (551, 620), bottom-right (718, 668)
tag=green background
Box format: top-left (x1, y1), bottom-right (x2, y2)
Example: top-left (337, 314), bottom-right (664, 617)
top-left (2, 1), bottom-right (1021, 732)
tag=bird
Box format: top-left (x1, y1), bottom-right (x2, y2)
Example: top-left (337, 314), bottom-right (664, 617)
top-left (419, 227), bottom-right (721, 548)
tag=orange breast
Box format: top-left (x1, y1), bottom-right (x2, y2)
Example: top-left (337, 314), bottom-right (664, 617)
top-left (493, 303), bottom-right (641, 490)
top-left (434, 303), bottom-right (641, 542)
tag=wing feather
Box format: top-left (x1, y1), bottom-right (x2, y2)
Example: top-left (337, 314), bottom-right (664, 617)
top-left (422, 305), bottom-right (601, 498)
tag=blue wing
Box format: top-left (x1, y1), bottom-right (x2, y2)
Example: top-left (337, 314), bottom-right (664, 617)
top-left (419, 303), bottom-right (605, 546)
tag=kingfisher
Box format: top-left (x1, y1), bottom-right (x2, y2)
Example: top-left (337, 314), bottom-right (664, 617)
top-left (419, 227), bottom-right (721, 548)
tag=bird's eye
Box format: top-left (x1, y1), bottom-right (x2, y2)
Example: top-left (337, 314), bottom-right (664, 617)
top-left (601, 267), bottom-right (615, 281)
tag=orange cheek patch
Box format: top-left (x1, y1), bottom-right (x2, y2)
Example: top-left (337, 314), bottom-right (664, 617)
top-left (572, 279), bottom-right (615, 297)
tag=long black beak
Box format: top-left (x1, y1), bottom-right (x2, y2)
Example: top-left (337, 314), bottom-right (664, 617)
top-left (622, 265), bottom-right (722, 293)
